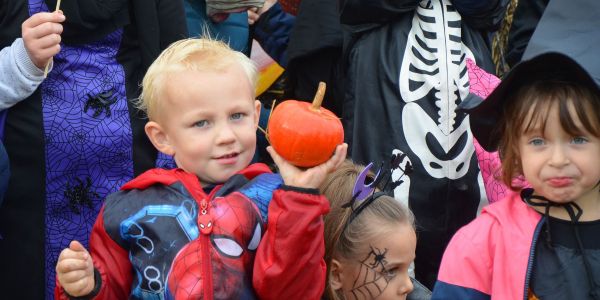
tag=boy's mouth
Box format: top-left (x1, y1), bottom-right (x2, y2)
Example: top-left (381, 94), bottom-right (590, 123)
top-left (215, 152), bottom-right (240, 164)
top-left (216, 152), bottom-right (239, 159)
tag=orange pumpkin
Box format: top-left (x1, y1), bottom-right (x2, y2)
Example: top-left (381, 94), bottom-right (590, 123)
top-left (267, 82), bottom-right (344, 167)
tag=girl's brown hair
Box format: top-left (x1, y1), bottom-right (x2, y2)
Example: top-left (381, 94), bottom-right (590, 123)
top-left (320, 160), bottom-right (414, 300)
top-left (497, 80), bottom-right (600, 189)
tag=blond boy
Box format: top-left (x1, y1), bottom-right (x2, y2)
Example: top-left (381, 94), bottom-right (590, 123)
top-left (55, 38), bottom-right (347, 300)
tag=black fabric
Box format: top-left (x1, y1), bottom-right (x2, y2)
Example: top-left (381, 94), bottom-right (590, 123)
top-left (119, 0), bottom-right (188, 177)
top-left (285, 48), bottom-right (344, 117)
top-left (286, 0), bottom-right (342, 62)
top-left (284, 0), bottom-right (345, 117)
top-left (44, 0), bottom-right (130, 45)
top-left (0, 4), bottom-right (46, 282)
top-left (215, 174), bottom-right (250, 197)
top-left (453, 0), bottom-right (505, 31)
top-left (0, 141), bottom-right (8, 206)
top-left (0, 89), bottom-right (47, 300)
top-left (504, 0), bottom-right (549, 69)
top-left (530, 218), bottom-right (600, 299)
top-left (279, 184), bottom-right (319, 195)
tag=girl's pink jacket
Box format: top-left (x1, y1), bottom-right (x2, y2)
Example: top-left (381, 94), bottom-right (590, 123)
top-left (432, 192), bottom-right (543, 300)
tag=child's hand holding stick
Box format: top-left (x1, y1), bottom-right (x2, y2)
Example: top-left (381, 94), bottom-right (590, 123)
top-left (42, 0), bottom-right (62, 78)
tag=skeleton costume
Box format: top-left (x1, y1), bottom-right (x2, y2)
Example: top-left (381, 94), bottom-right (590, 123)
top-left (339, 0), bottom-right (506, 287)
top-left (0, 1), bottom-right (187, 298)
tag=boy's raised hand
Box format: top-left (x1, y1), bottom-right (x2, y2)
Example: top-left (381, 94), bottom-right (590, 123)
top-left (268, 143), bottom-right (348, 189)
top-left (22, 11), bottom-right (65, 69)
top-left (56, 240), bottom-right (95, 297)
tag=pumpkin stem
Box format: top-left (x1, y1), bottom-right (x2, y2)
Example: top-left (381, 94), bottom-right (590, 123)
top-left (310, 82), bottom-right (326, 111)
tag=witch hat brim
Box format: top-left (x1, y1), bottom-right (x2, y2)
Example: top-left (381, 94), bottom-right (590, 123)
top-left (465, 52), bottom-right (600, 152)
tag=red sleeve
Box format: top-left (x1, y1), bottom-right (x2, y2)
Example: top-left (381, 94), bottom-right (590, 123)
top-left (253, 189), bottom-right (330, 300)
top-left (55, 207), bottom-right (133, 299)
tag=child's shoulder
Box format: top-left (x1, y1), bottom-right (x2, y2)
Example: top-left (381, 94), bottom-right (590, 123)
top-left (103, 168), bottom-right (187, 210)
top-left (480, 191), bottom-right (540, 223)
top-left (453, 192), bottom-right (542, 244)
top-left (120, 168), bottom-right (182, 191)
top-left (236, 172), bottom-right (283, 222)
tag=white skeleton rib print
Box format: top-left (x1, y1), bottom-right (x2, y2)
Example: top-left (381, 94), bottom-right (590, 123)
top-left (398, 0), bottom-right (476, 180)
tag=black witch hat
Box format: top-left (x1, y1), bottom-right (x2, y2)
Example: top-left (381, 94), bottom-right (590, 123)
top-left (460, 0), bottom-right (600, 152)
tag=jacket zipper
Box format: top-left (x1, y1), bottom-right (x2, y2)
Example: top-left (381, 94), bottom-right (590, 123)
top-left (523, 217), bottom-right (546, 300)
top-left (197, 197), bottom-right (212, 300)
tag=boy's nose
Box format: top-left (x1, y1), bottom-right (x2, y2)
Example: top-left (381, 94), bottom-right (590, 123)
top-left (216, 124), bottom-right (236, 144)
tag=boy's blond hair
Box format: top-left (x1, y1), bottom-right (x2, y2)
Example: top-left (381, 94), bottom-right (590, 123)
top-left (137, 38), bottom-right (258, 120)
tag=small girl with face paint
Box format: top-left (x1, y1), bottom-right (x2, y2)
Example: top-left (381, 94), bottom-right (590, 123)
top-left (431, 51), bottom-right (600, 300)
top-left (320, 160), bottom-right (431, 300)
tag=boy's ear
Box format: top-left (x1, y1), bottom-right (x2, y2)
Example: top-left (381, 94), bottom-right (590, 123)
top-left (329, 258), bottom-right (344, 291)
top-left (253, 99), bottom-right (262, 127)
top-left (145, 121), bottom-right (175, 156)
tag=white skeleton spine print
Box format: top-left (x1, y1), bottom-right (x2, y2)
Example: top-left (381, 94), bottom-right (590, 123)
top-left (397, 0), bottom-right (476, 184)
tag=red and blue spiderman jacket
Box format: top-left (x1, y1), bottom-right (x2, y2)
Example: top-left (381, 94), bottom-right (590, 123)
top-left (55, 163), bottom-right (329, 300)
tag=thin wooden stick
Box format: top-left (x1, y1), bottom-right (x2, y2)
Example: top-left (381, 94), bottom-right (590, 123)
top-left (43, 0), bottom-right (62, 78)
top-left (257, 100), bottom-right (276, 143)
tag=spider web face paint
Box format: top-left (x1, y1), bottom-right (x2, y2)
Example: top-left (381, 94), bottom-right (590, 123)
top-left (349, 246), bottom-right (396, 300)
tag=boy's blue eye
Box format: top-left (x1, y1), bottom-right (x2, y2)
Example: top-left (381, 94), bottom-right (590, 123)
top-left (231, 113), bottom-right (244, 120)
top-left (194, 120), bottom-right (208, 128)
top-left (572, 136), bottom-right (588, 144)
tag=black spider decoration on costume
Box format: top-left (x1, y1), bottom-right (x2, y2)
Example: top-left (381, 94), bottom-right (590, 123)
top-left (64, 177), bottom-right (98, 214)
top-left (389, 152), bottom-right (413, 190)
top-left (84, 89), bottom-right (118, 118)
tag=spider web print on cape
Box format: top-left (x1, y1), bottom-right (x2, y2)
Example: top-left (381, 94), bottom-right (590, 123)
top-left (28, 1), bottom-right (134, 297)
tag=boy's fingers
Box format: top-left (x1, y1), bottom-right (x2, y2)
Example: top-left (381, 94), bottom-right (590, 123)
top-left (332, 143), bottom-right (348, 169)
top-left (56, 258), bottom-right (90, 273)
top-left (69, 240), bottom-right (88, 252)
top-left (57, 269), bottom-right (90, 284)
top-left (58, 248), bottom-right (88, 262)
top-left (266, 146), bottom-right (284, 166)
top-left (322, 143), bottom-right (347, 172)
top-left (65, 277), bottom-right (94, 296)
